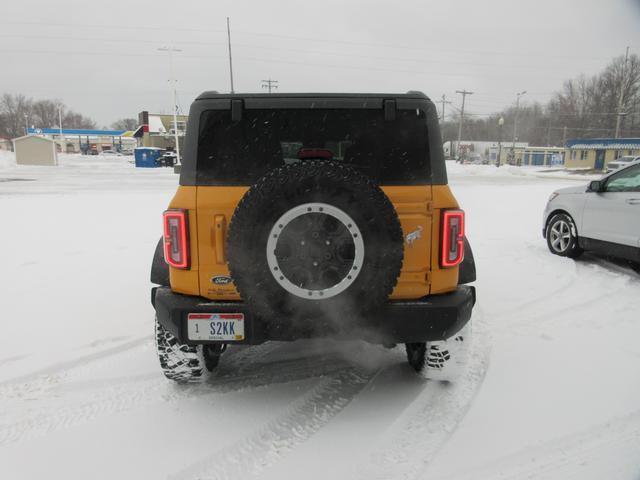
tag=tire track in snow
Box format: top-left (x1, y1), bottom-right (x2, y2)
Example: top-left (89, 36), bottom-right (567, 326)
top-left (494, 260), bottom-right (638, 336)
top-left (0, 343), bottom-right (359, 447)
top-left (0, 338), bottom-right (278, 403)
top-left (0, 342), bottom-right (282, 446)
top-left (0, 335), bottom-right (154, 399)
top-left (167, 367), bottom-right (378, 480)
top-left (492, 246), bottom-right (639, 328)
top-left (426, 409), bottom-right (640, 480)
top-left (355, 310), bottom-right (491, 480)
top-left (491, 245), bottom-right (579, 320)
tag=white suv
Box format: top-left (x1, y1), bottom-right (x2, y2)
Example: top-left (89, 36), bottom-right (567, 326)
top-left (543, 160), bottom-right (640, 262)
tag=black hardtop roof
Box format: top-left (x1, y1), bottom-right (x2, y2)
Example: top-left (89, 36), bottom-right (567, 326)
top-left (195, 91), bottom-right (430, 101)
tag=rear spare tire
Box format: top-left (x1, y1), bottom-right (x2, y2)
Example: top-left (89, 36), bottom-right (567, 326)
top-left (226, 160), bottom-right (403, 321)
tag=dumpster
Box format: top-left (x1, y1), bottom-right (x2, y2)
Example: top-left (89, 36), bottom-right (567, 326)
top-left (134, 147), bottom-right (164, 168)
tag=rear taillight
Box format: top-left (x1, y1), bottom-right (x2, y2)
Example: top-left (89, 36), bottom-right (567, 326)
top-left (163, 209), bottom-right (190, 269)
top-left (441, 209), bottom-right (465, 268)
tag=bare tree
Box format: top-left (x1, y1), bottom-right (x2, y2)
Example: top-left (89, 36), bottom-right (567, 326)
top-left (31, 99), bottom-right (62, 129)
top-left (440, 53), bottom-right (640, 146)
top-left (0, 93), bottom-right (33, 138)
top-left (62, 111), bottom-right (96, 129)
top-left (0, 93), bottom-right (98, 137)
top-left (111, 118), bottom-right (138, 131)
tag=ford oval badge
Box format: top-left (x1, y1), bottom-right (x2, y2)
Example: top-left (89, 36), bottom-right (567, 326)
top-left (211, 275), bottom-right (233, 285)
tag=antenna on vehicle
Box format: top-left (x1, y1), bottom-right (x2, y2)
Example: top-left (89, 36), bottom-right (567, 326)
top-left (227, 17), bottom-right (235, 94)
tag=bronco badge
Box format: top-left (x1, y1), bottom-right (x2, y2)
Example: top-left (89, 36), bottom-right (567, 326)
top-left (405, 226), bottom-right (423, 246)
top-left (211, 276), bottom-right (233, 285)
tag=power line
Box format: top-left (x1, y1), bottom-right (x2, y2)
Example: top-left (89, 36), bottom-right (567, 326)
top-left (0, 20), bottom-right (622, 61)
top-left (0, 48), bottom-right (577, 83)
top-left (0, 33), bottom-right (606, 73)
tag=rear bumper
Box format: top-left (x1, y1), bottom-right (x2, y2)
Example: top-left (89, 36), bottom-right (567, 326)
top-left (152, 285), bottom-right (476, 345)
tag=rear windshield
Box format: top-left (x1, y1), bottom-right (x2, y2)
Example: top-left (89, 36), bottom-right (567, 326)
top-left (196, 108), bottom-right (430, 185)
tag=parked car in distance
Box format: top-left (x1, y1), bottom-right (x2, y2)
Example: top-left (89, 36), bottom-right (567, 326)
top-left (158, 151), bottom-right (177, 167)
top-left (101, 150), bottom-right (123, 156)
top-left (543, 159), bottom-right (640, 263)
top-left (464, 153), bottom-right (487, 165)
top-left (606, 155), bottom-right (640, 172)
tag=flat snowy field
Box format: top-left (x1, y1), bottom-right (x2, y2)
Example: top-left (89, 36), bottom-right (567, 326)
top-left (0, 153), bottom-right (639, 480)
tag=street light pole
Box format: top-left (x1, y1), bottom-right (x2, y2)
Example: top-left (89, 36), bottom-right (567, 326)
top-left (512, 90), bottom-right (526, 165)
top-left (497, 117), bottom-right (504, 167)
top-left (158, 46), bottom-right (182, 164)
top-left (58, 104), bottom-right (65, 153)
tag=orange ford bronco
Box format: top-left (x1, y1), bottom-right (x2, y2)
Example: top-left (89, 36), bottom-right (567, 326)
top-left (150, 92), bottom-right (476, 383)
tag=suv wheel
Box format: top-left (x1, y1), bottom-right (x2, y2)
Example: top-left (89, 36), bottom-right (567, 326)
top-left (405, 323), bottom-right (471, 381)
top-left (546, 213), bottom-right (583, 258)
top-left (155, 317), bottom-right (220, 383)
top-left (227, 160), bottom-right (404, 321)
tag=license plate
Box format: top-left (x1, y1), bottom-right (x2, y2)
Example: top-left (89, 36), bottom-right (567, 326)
top-left (187, 313), bottom-right (245, 341)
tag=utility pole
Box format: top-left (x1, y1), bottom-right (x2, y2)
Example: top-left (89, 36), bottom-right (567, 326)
top-left (158, 46), bottom-right (182, 164)
top-left (614, 46), bottom-right (630, 139)
top-left (261, 79), bottom-right (279, 93)
top-left (439, 94), bottom-right (452, 122)
top-left (497, 117), bottom-right (504, 167)
top-left (227, 17), bottom-right (235, 94)
top-left (58, 104), bottom-right (65, 153)
top-left (455, 89), bottom-right (473, 161)
top-left (562, 125), bottom-right (568, 164)
top-left (512, 90), bottom-right (527, 165)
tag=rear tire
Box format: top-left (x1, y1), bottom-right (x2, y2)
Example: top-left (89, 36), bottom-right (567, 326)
top-left (546, 213), bottom-right (583, 258)
top-left (405, 323), bottom-right (471, 381)
top-left (155, 317), bottom-right (218, 384)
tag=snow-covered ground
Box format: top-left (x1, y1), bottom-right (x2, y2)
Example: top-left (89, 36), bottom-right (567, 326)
top-left (0, 153), bottom-right (639, 480)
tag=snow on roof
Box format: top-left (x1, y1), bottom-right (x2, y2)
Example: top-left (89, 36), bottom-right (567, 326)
top-left (566, 138), bottom-right (640, 149)
top-left (568, 142), bottom-right (640, 150)
top-left (13, 134), bottom-right (57, 143)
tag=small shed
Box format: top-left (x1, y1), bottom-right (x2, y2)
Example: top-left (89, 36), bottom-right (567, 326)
top-left (13, 135), bottom-right (58, 166)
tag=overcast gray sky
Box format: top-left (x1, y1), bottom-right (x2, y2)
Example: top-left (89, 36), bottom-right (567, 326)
top-left (2, 0), bottom-right (639, 127)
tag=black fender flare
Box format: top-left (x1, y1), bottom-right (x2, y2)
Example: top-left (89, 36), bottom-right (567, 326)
top-left (458, 236), bottom-right (476, 285)
top-left (150, 237), bottom-right (170, 286)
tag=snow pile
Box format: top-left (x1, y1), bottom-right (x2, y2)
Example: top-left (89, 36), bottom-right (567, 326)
top-left (446, 161), bottom-right (603, 182)
top-left (0, 150), bottom-right (16, 169)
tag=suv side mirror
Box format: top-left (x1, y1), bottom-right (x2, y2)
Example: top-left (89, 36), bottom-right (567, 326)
top-left (588, 180), bottom-right (604, 192)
